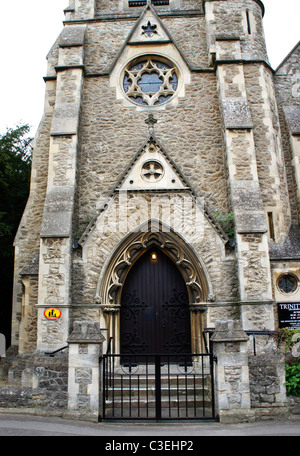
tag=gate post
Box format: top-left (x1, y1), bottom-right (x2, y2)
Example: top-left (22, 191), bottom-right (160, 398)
top-left (211, 320), bottom-right (255, 423)
top-left (66, 321), bottom-right (105, 421)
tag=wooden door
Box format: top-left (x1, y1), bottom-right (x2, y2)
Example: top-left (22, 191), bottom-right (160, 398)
top-left (120, 250), bottom-right (191, 356)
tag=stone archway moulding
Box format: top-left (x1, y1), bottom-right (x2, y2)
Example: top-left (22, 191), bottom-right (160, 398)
top-left (95, 220), bottom-right (213, 309)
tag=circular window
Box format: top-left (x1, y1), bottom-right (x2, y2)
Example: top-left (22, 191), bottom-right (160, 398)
top-left (123, 56), bottom-right (179, 106)
top-left (277, 273), bottom-right (299, 294)
top-left (141, 160), bottom-right (164, 183)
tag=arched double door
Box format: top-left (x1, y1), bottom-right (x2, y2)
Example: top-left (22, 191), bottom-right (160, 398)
top-left (120, 249), bottom-right (191, 356)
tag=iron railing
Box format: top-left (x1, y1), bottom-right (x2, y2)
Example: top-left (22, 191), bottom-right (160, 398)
top-left (44, 345), bottom-right (68, 357)
top-left (202, 327), bottom-right (278, 356)
top-left (245, 330), bottom-right (278, 356)
top-left (102, 352), bottom-right (216, 421)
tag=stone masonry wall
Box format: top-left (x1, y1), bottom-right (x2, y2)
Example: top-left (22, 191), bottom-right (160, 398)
top-left (95, 0), bottom-right (121, 15)
top-left (163, 16), bottom-right (209, 68)
top-left (274, 44), bottom-right (300, 224)
top-left (275, 45), bottom-right (300, 107)
top-left (248, 350), bottom-right (288, 419)
top-left (244, 64), bottom-right (291, 241)
top-left (76, 70), bottom-right (229, 233)
top-left (0, 353), bottom-right (68, 414)
top-left (84, 21), bottom-right (134, 74)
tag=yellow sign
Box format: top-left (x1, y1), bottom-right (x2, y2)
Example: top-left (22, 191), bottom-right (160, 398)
top-left (44, 308), bottom-right (62, 320)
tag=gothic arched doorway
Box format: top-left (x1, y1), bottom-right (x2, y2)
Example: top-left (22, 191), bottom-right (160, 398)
top-left (120, 249), bottom-right (191, 356)
top-left (97, 221), bottom-right (212, 355)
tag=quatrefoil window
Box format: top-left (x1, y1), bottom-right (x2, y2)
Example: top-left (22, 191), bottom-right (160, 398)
top-left (277, 273), bottom-right (299, 294)
top-left (123, 57), bottom-right (179, 106)
top-left (141, 161), bottom-right (164, 182)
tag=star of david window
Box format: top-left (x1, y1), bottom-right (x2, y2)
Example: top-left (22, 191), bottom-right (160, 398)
top-left (123, 56), bottom-right (179, 106)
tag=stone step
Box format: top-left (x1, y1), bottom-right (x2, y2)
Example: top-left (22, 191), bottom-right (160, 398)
top-left (104, 403), bottom-right (213, 419)
top-left (105, 397), bottom-right (211, 408)
top-left (105, 385), bottom-right (211, 399)
top-left (105, 374), bottom-right (210, 388)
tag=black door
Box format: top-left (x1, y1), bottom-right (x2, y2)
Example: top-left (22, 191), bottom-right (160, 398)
top-left (120, 250), bottom-right (191, 357)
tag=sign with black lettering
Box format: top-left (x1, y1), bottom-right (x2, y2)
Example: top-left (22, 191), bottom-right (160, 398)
top-left (278, 303), bottom-right (300, 329)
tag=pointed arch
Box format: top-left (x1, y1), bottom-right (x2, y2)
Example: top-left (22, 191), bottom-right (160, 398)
top-left (96, 219), bottom-right (212, 306)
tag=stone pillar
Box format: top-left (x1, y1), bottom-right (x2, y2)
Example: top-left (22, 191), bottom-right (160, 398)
top-left (211, 320), bottom-right (254, 423)
top-left (67, 321), bottom-right (105, 421)
top-left (101, 305), bottom-right (121, 355)
top-left (189, 304), bottom-right (207, 353)
top-left (215, 38), bottom-right (274, 330)
top-left (37, 25), bottom-right (86, 351)
top-left (19, 275), bottom-right (38, 354)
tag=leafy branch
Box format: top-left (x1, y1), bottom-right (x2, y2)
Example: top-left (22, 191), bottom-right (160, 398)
top-left (215, 211), bottom-right (235, 239)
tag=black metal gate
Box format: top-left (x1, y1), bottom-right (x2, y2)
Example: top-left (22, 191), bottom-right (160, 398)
top-left (102, 352), bottom-right (216, 421)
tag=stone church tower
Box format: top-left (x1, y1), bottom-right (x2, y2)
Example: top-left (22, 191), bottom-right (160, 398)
top-left (2, 0), bottom-right (300, 421)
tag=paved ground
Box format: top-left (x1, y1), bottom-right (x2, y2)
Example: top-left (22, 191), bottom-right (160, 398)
top-left (0, 412), bottom-right (299, 437)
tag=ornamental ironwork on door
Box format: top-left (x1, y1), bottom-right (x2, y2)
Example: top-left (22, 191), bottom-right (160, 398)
top-left (120, 250), bottom-right (191, 357)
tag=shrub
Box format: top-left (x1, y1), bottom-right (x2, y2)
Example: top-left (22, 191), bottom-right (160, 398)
top-left (275, 329), bottom-right (300, 396)
top-left (285, 362), bottom-right (300, 397)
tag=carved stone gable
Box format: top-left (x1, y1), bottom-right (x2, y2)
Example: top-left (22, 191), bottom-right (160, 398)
top-left (118, 137), bottom-right (189, 191)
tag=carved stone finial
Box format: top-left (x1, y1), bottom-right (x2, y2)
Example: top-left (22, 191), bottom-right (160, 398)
top-left (145, 114), bottom-right (157, 127)
top-left (145, 114), bottom-right (158, 137)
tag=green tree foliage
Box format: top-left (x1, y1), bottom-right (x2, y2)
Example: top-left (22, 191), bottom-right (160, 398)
top-left (0, 125), bottom-right (32, 249)
top-left (0, 125), bottom-right (32, 341)
top-left (214, 211), bottom-right (235, 239)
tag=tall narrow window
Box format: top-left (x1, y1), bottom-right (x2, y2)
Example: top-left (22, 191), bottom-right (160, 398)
top-left (246, 10), bottom-right (252, 34)
top-left (268, 212), bottom-right (275, 241)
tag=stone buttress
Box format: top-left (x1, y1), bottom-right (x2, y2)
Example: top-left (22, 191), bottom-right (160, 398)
top-left (37, 25), bottom-right (86, 351)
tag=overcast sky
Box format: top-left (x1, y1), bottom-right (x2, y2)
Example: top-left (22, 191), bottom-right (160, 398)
top-left (0, 0), bottom-right (299, 136)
